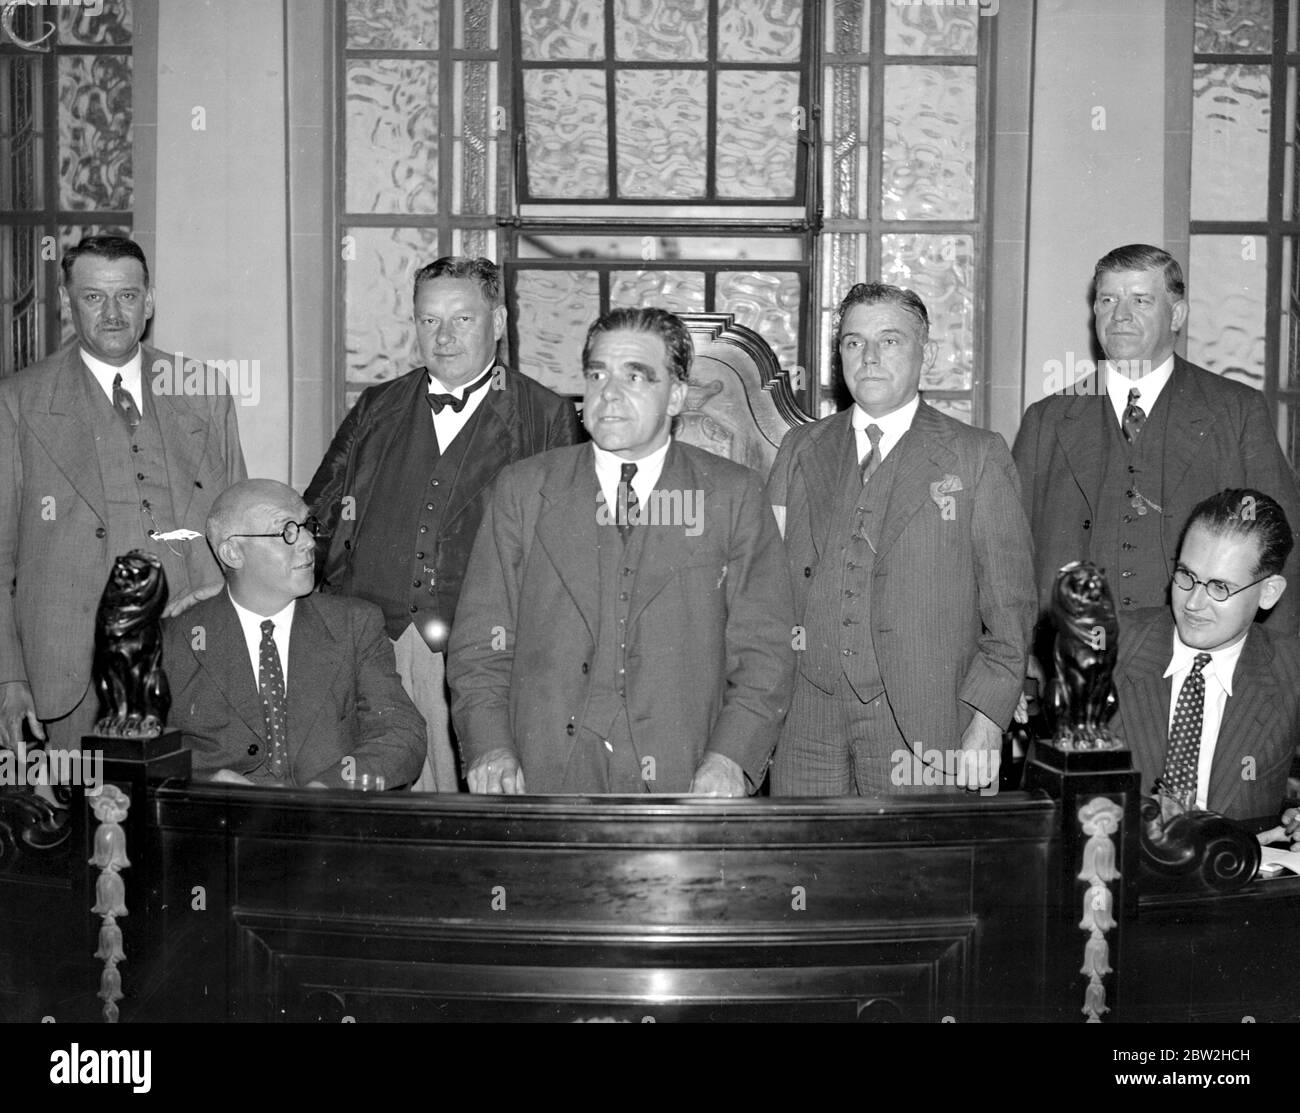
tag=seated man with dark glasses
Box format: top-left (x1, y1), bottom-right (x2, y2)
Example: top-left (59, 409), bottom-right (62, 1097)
top-left (1110, 488), bottom-right (1300, 821)
top-left (161, 479), bottom-right (426, 788)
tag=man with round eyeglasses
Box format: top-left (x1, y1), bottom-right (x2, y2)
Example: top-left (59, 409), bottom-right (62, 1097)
top-left (162, 479), bottom-right (425, 789)
top-left (1111, 488), bottom-right (1300, 820)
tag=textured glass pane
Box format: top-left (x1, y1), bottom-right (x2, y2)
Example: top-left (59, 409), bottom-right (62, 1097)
top-left (1188, 234), bottom-right (1267, 390)
top-left (615, 70), bottom-right (707, 198)
top-left (451, 227), bottom-right (494, 259)
top-left (454, 61), bottom-right (497, 215)
top-left (455, 0), bottom-right (498, 49)
top-left (345, 226), bottom-right (440, 385)
top-left (59, 224), bottom-right (131, 347)
top-left (515, 233), bottom-right (804, 260)
top-left (827, 0), bottom-right (869, 53)
top-left (821, 232), bottom-right (866, 324)
top-left (1, 57), bottom-right (45, 211)
top-left (927, 398), bottom-right (972, 425)
top-left (346, 59), bottom-right (439, 214)
top-left (1194, 0), bottom-right (1272, 52)
top-left (58, 0), bottom-right (132, 46)
top-left (523, 69), bottom-right (609, 198)
top-left (615, 0), bottom-right (708, 60)
top-left (1191, 63), bottom-right (1269, 221)
top-left (716, 71), bottom-right (800, 199)
top-left (885, 1), bottom-right (978, 55)
top-left (716, 271), bottom-right (800, 370)
top-left (823, 66), bottom-right (869, 219)
top-left (609, 270), bottom-right (706, 312)
top-left (347, 0), bottom-right (439, 50)
top-left (514, 270), bottom-right (600, 395)
top-left (881, 233), bottom-right (974, 392)
top-left (2, 226), bottom-right (44, 376)
top-left (519, 0), bottom-right (605, 59)
top-left (59, 54), bottom-right (133, 212)
top-left (883, 65), bottom-right (976, 220)
top-left (719, 0), bottom-right (802, 61)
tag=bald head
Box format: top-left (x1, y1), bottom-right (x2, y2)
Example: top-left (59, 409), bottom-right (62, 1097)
top-left (207, 479), bottom-right (304, 558)
top-left (207, 479), bottom-right (317, 615)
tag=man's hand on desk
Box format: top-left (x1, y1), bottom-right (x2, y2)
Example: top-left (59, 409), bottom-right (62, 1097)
top-left (0, 682), bottom-right (44, 750)
top-left (467, 748), bottom-right (526, 794)
top-left (959, 709), bottom-right (1002, 792)
top-left (209, 769), bottom-right (254, 786)
top-left (689, 752), bottom-right (746, 797)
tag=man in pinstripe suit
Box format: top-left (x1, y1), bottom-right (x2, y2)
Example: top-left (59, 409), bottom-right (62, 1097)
top-left (766, 282), bottom-right (1037, 796)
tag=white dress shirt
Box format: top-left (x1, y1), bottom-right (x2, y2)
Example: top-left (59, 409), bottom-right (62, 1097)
top-left (1105, 354), bottom-right (1174, 427)
top-left (229, 590), bottom-right (296, 691)
top-left (82, 346), bottom-right (144, 411)
top-left (591, 438), bottom-right (671, 523)
top-left (427, 360), bottom-right (495, 450)
top-left (852, 394), bottom-right (920, 465)
top-left (1163, 626), bottom-right (1248, 810)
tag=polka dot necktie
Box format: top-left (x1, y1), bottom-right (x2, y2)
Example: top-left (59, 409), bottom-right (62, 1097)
top-left (112, 372), bottom-right (141, 430)
top-left (860, 424), bottom-right (884, 486)
top-left (1161, 652), bottom-right (1211, 805)
top-left (618, 462), bottom-right (638, 541)
top-left (1122, 387), bottom-right (1145, 443)
top-left (259, 619), bottom-right (289, 780)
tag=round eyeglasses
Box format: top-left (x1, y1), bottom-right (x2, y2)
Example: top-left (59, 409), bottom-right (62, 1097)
top-left (1171, 567), bottom-right (1268, 603)
top-left (227, 517), bottom-right (320, 546)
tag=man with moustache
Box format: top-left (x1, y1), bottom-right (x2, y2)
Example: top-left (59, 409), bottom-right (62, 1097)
top-left (448, 307), bottom-right (795, 795)
top-left (163, 479), bottom-right (425, 788)
top-left (305, 256), bottom-right (579, 792)
top-left (0, 235), bottom-right (245, 756)
top-left (1111, 489), bottom-right (1300, 822)
top-left (1013, 244), bottom-right (1300, 637)
top-left (767, 282), bottom-right (1036, 796)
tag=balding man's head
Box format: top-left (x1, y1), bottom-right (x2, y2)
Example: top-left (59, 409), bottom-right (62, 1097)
top-left (207, 479), bottom-right (317, 614)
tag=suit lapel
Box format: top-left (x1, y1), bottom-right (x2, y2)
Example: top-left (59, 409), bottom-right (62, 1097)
top-left (1053, 380), bottom-right (1107, 515)
top-left (628, 441), bottom-right (699, 626)
top-left (286, 595), bottom-right (345, 777)
top-left (25, 346), bottom-right (107, 520)
top-left (1209, 630), bottom-right (1279, 815)
top-left (1159, 359), bottom-right (1214, 509)
top-left (439, 366), bottom-right (519, 525)
top-left (535, 447), bottom-right (601, 641)
top-left (875, 401), bottom-right (958, 559)
top-left (192, 593), bottom-right (266, 743)
top-left (1115, 611), bottom-right (1175, 785)
top-left (149, 347), bottom-right (212, 524)
top-left (802, 411), bottom-right (855, 556)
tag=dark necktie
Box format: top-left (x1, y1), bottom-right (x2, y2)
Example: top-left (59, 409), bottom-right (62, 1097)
top-left (1161, 652), bottom-right (1211, 806)
top-left (1122, 387), bottom-right (1145, 443)
top-left (258, 619), bottom-right (289, 781)
top-left (860, 423), bottom-right (884, 485)
top-left (112, 372), bottom-right (141, 430)
top-left (426, 366), bottom-right (494, 414)
top-left (618, 462), bottom-right (639, 541)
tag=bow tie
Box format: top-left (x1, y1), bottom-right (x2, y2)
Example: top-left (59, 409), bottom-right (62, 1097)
top-left (427, 366), bottom-right (495, 414)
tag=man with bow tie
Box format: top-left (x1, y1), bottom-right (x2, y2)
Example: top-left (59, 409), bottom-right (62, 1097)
top-left (305, 256), bottom-right (579, 792)
top-left (1013, 244), bottom-right (1300, 641)
top-left (767, 282), bottom-right (1036, 796)
top-left (448, 307), bottom-right (795, 796)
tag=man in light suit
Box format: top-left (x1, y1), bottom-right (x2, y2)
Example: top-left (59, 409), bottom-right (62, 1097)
top-left (1013, 243), bottom-right (1300, 639)
top-left (0, 236), bottom-right (245, 754)
top-left (448, 307), bottom-right (795, 796)
top-left (163, 480), bottom-right (426, 789)
top-left (306, 256), bottom-right (580, 792)
top-left (767, 282), bottom-right (1037, 796)
top-left (1113, 489), bottom-right (1300, 822)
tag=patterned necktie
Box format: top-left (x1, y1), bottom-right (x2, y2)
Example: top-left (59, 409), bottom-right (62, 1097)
top-left (112, 372), bottom-right (142, 429)
top-left (426, 366), bottom-right (494, 414)
top-left (618, 462), bottom-right (639, 541)
top-left (1161, 652), bottom-right (1211, 805)
top-left (259, 619), bottom-right (289, 781)
top-left (860, 423), bottom-right (884, 485)
top-left (1122, 387), bottom-right (1145, 443)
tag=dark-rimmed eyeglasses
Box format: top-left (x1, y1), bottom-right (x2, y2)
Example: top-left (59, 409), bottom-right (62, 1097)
top-left (1171, 566), bottom-right (1269, 603)
top-left (227, 517), bottom-right (319, 546)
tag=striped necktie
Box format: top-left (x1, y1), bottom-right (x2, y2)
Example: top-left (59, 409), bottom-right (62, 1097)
top-left (860, 423), bottom-right (884, 485)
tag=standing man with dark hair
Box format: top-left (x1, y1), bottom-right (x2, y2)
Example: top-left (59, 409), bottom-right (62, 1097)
top-left (1113, 489), bottom-right (1300, 821)
top-left (448, 307), bottom-right (795, 796)
top-left (305, 256), bottom-right (580, 792)
top-left (768, 282), bottom-right (1036, 796)
top-left (0, 235), bottom-right (246, 753)
top-left (1013, 243), bottom-right (1300, 638)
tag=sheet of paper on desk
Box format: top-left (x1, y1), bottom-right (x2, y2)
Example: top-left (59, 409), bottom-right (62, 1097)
top-left (1258, 846), bottom-right (1300, 876)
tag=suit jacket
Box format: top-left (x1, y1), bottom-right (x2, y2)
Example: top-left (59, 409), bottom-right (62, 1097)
top-left (162, 591), bottom-right (427, 788)
top-left (767, 401), bottom-right (1037, 746)
top-left (1113, 608), bottom-right (1300, 821)
top-left (1012, 356), bottom-right (1300, 634)
top-left (447, 441), bottom-right (797, 793)
top-left (0, 343), bottom-right (246, 718)
top-left (305, 364), bottom-right (581, 646)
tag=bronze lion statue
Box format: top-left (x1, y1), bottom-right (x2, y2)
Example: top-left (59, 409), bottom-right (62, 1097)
top-left (92, 551), bottom-right (170, 738)
top-left (1049, 560), bottom-right (1120, 751)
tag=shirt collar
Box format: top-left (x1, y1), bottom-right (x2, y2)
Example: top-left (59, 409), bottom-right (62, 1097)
top-left (1105, 353), bottom-right (1175, 413)
top-left (81, 346), bottom-right (143, 391)
top-left (1164, 623), bottom-right (1249, 697)
top-left (227, 586), bottom-right (297, 627)
top-left (591, 437), bottom-right (672, 489)
top-left (852, 394), bottom-right (919, 437)
top-left (428, 358), bottom-right (496, 398)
